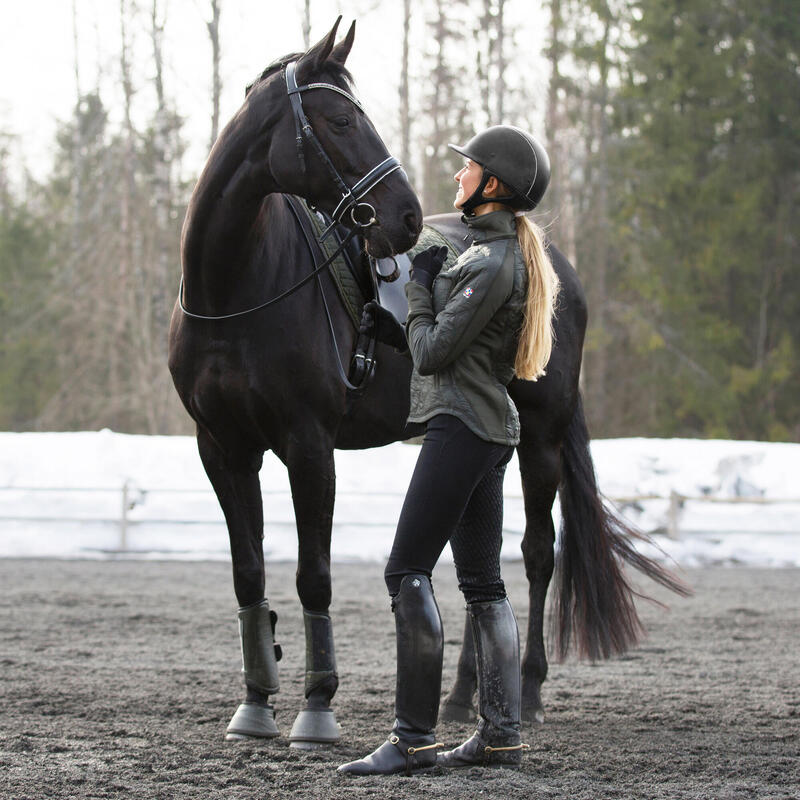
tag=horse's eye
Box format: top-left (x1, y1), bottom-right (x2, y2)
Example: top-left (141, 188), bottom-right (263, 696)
top-left (331, 116), bottom-right (350, 130)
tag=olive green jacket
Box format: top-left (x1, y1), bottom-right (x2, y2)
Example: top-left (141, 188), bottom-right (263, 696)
top-left (405, 210), bottom-right (527, 445)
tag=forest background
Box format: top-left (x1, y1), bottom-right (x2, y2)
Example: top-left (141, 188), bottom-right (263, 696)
top-left (0, 0), bottom-right (797, 441)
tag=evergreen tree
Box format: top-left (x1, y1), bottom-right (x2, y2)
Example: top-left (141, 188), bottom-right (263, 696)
top-left (0, 141), bottom-right (59, 429)
top-left (612, 0), bottom-right (800, 439)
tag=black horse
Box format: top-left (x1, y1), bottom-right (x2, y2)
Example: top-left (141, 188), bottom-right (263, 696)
top-left (169, 19), bottom-right (686, 747)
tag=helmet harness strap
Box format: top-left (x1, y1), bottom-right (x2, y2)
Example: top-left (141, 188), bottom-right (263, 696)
top-left (461, 168), bottom-right (521, 217)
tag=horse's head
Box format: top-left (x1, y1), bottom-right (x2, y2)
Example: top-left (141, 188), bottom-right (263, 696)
top-left (244, 18), bottom-right (422, 257)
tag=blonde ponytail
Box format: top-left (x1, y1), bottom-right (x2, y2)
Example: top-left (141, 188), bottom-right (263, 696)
top-left (514, 215), bottom-right (560, 381)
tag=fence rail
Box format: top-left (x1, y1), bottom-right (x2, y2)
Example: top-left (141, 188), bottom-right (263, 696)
top-left (1, 483), bottom-right (798, 552)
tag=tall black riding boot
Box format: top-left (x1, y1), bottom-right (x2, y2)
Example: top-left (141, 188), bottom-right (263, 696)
top-left (438, 597), bottom-right (527, 768)
top-left (338, 574), bottom-right (443, 776)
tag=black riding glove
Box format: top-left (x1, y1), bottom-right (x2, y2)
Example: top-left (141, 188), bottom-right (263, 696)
top-left (360, 301), bottom-right (408, 352)
top-left (410, 245), bottom-right (449, 292)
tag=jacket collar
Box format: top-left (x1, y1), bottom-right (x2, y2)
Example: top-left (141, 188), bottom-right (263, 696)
top-left (462, 209), bottom-right (517, 242)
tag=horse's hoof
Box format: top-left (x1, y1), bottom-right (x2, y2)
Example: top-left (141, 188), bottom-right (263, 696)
top-left (288, 707), bottom-right (341, 748)
top-left (225, 702), bottom-right (280, 741)
top-left (522, 708), bottom-right (545, 726)
top-left (440, 699), bottom-right (476, 724)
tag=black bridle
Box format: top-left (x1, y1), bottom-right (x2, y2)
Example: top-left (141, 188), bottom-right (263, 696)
top-left (284, 60), bottom-right (402, 240)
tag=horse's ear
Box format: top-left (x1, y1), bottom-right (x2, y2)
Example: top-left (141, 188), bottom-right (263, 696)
top-left (329, 20), bottom-right (356, 66)
top-left (297, 16), bottom-right (341, 80)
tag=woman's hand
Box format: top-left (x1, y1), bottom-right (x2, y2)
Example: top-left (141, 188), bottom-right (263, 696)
top-left (410, 246), bottom-right (449, 292)
top-left (360, 301), bottom-right (408, 352)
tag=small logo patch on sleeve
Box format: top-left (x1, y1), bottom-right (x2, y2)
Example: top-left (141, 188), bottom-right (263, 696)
top-left (463, 287), bottom-right (473, 298)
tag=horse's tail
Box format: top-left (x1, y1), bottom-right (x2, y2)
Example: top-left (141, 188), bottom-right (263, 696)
top-left (553, 394), bottom-right (691, 662)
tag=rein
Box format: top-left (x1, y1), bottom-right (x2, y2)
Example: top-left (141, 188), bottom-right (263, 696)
top-left (177, 222), bottom-right (362, 321)
top-left (284, 196), bottom-right (378, 392)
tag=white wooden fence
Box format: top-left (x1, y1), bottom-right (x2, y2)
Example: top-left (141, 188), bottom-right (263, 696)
top-left (1, 483), bottom-right (798, 553)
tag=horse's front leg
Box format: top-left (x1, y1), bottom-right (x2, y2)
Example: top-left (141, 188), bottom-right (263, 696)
top-left (284, 438), bottom-right (341, 749)
top-left (196, 430), bottom-right (280, 741)
top-left (517, 440), bottom-right (560, 725)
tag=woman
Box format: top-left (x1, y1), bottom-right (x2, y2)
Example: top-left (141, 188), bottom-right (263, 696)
top-left (339, 126), bottom-right (560, 776)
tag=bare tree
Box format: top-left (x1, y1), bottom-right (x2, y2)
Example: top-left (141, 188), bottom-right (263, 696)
top-left (543, 0), bottom-right (578, 261)
top-left (151, 0), bottom-right (170, 233)
top-left (545, 0), bottom-right (562, 209)
top-left (302, 0), bottom-right (311, 48)
top-left (114, 0), bottom-right (137, 430)
top-left (399, 0), bottom-right (412, 182)
top-left (586, 7), bottom-right (612, 425)
top-left (70, 0), bottom-right (83, 260)
top-left (30, 0), bottom-right (193, 433)
top-left (474, 3), bottom-right (492, 126)
top-left (207, 0), bottom-right (222, 151)
top-left (472, 0), bottom-right (509, 127)
top-left (147, 0), bottom-right (183, 432)
top-left (421, 0), bottom-right (473, 214)
top-left (494, 0), bottom-right (506, 121)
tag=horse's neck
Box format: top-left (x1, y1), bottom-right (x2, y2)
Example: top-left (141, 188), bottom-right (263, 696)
top-left (181, 117), bottom-right (282, 308)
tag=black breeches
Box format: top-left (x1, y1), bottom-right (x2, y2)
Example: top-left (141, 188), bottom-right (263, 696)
top-left (384, 414), bottom-right (513, 604)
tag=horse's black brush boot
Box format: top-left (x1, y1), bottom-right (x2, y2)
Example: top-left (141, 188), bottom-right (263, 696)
top-left (438, 598), bottom-right (527, 769)
top-left (226, 600), bottom-right (281, 740)
top-left (338, 575), bottom-right (443, 776)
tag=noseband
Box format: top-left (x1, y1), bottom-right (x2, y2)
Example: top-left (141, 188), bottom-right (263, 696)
top-left (285, 60), bottom-right (402, 240)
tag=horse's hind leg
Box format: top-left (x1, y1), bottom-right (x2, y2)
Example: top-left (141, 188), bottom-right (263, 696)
top-left (283, 437), bottom-right (341, 749)
top-left (440, 611), bottom-right (478, 722)
top-left (517, 439), bottom-right (560, 725)
top-left (196, 430), bottom-right (280, 741)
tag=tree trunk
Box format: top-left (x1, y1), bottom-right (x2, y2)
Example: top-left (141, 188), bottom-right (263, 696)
top-left (587, 9), bottom-right (611, 429)
top-left (116, 0), bottom-right (137, 432)
top-left (399, 0), bottom-right (412, 182)
top-left (545, 0), bottom-right (577, 262)
top-left (148, 0), bottom-right (174, 433)
top-left (422, 0), bottom-right (445, 214)
top-left (475, 2), bottom-right (491, 127)
top-left (495, 0), bottom-right (506, 122)
top-left (303, 0), bottom-right (311, 49)
top-left (207, 0), bottom-right (221, 152)
top-left (70, 0), bottom-right (83, 262)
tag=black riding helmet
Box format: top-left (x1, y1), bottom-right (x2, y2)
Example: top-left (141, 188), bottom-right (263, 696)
top-left (448, 125), bottom-right (550, 215)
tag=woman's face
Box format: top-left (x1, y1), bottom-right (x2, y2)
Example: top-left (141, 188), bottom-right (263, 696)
top-left (453, 159), bottom-right (483, 210)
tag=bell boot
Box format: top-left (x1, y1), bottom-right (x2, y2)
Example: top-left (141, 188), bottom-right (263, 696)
top-left (438, 597), bottom-right (527, 769)
top-left (338, 574), bottom-right (443, 776)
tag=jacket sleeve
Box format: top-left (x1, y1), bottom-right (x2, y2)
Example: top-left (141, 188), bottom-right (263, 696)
top-left (405, 250), bottom-right (512, 376)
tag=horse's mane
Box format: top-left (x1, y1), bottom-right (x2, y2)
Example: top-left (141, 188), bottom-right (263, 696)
top-left (245, 52), bottom-right (355, 97)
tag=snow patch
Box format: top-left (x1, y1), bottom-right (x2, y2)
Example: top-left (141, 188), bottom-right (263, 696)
top-left (0, 432), bottom-right (798, 566)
